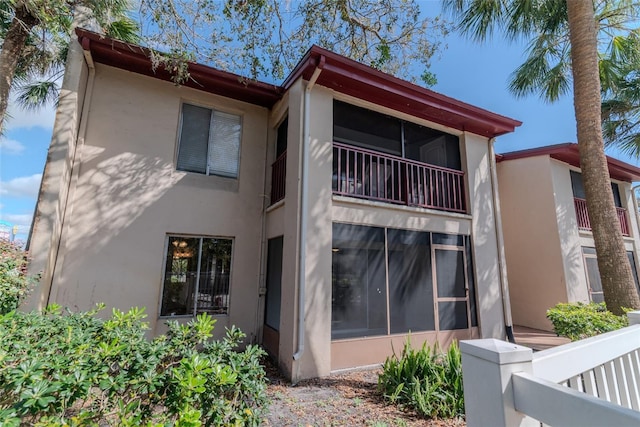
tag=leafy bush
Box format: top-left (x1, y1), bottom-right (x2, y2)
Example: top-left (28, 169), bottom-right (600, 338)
top-left (0, 305), bottom-right (267, 426)
top-left (547, 302), bottom-right (628, 341)
top-left (0, 238), bottom-right (37, 315)
top-left (378, 340), bottom-right (464, 419)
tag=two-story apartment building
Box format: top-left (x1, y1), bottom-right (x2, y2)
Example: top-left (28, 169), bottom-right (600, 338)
top-left (497, 144), bottom-right (640, 331)
top-left (27, 29), bottom-right (521, 381)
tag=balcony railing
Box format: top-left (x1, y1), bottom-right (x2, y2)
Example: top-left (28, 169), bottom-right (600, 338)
top-left (332, 142), bottom-right (466, 213)
top-left (270, 150), bottom-right (286, 205)
top-left (574, 197), bottom-right (629, 236)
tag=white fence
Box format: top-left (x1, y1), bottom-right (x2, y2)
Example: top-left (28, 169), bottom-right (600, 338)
top-left (461, 311), bottom-right (640, 427)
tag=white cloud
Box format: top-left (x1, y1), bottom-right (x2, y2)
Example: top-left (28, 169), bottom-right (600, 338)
top-left (0, 173), bottom-right (42, 198)
top-left (5, 96), bottom-right (56, 131)
top-left (2, 213), bottom-right (33, 228)
top-left (0, 137), bottom-right (26, 154)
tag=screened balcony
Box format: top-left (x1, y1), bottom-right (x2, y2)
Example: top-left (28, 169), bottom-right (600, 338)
top-left (574, 197), bottom-right (630, 236)
top-left (332, 100), bottom-right (465, 214)
top-left (333, 143), bottom-right (465, 213)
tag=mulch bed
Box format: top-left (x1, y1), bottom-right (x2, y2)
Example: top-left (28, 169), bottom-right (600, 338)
top-left (262, 358), bottom-right (465, 426)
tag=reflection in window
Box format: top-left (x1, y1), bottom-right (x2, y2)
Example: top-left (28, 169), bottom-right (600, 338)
top-left (333, 100), bottom-right (461, 170)
top-left (388, 229), bottom-right (434, 334)
top-left (331, 223), bottom-right (478, 340)
top-left (161, 236), bottom-right (233, 316)
top-left (582, 247), bottom-right (640, 303)
top-left (332, 224), bottom-right (387, 339)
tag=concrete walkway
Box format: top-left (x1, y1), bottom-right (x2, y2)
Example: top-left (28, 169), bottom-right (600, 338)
top-left (513, 325), bottom-right (571, 351)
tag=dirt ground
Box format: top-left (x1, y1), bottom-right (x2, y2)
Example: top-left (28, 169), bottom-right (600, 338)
top-left (262, 360), bottom-right (466, 427)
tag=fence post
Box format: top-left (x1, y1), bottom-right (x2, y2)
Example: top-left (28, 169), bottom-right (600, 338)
top-left (460, 339), bottom-right (538, 427)
top-left (628, 310), bottom-right (640, 325)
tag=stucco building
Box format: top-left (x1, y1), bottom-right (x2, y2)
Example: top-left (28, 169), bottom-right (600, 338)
top-left (28, 29), bottom-right (522, 381)
top-left (497, 144), bottom-right (640, 331)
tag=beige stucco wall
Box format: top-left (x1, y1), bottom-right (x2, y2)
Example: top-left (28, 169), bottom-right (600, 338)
top-left (497, 156), bottom-right (568, 331)
top-left (463, 132), bottom-right (507, 339)
top-left (550, 162), bottom-right (590, 304)
top-left (27, 37), bottom-right (89, 310)
top-left (282, 88), bottom-right (508, 380)
top-left (32, 53), bottom-right (514, 381)
top-left (43, 63), bottom-right (270, 341)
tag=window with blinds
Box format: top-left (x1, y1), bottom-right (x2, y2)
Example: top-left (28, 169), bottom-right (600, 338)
top-left (176, 103), bottom-right (242, 178)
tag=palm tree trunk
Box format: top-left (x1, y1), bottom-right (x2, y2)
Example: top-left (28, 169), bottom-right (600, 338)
top-left (567, 0), bottom-right (640, 314)
top-left (0, 4), bottom-right (38, 133)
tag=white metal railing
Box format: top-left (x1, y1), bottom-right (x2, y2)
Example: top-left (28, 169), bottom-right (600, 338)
top-left (461, 311), bottom-right (640, 427)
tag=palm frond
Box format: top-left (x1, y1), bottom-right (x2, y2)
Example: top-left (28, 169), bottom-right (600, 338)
top-left (104, 17), bottom-right (140, 43)
top-left (15, 81), bottom-right (60, 111)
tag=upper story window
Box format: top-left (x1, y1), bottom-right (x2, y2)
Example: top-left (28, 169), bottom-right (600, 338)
top-left (570, 171), bottom-right (622, 207)
top-left (333, 100), bottom-right (461, 170)
top-left (276, 116), bottom-right (288, 158)
top-left (176, 103), bottom-right (242, 178)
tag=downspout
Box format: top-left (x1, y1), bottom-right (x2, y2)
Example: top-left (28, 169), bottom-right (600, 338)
top-left (488, 138), bottom-right (515, 343)
top-left (46, 37), bottom-right (96, 307)
top-left (254, 111), bottom-right (272, 345)
top-left (293, 56), bottom-right (325, 363)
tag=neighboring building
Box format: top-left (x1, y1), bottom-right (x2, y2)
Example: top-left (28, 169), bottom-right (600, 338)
top-left (497, 144), bottom-right (640, 331)
top-left (27, 29), bottom-right (521, 381)
top-left (0, 220), bottom-right (17, 242)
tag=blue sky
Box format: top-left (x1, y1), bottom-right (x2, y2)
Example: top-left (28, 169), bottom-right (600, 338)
top-left (2, 1), bottom-right (639, 243)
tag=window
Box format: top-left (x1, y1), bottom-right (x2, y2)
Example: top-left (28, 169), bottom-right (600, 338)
top-left (276, 116), bottom-right (288, 158)
top-left (570, 171), bottom-right (622, 207)
top-left (160, 236), bottom-right (233, 317)
top-left (582, 247), bottom-right (640, 303)
top-left (333, 100), bottom-right (461, 170)
top-left (264, 236), bottom-right (283, 330)
top-left (177, 103), bottom-right (242, 178)
top-left (331, 223), bottom-right (477, 340)
top-left (332, 224), bottom-right (387, 339)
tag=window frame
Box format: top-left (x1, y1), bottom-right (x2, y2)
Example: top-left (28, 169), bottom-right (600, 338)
top-left (175, 101), bottom-right (244, 179)
top-left (331, 223), bottom-right (477, 340)
top-left (332, 99), bottom-right (462, 171)
top-left (159, 233), bottom-right (235, 319)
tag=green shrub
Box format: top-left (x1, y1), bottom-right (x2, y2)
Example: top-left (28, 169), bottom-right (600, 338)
top-left (0, 238), bottom-right (37, 315)
top-left (378, 340), bottom-right (464, 419)
top-left (547, 302), bottom-right (628, 341)
top-left (0, 305), bottom-right (267, 426)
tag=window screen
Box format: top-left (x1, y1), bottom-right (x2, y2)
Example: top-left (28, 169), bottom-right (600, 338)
top-left (265, 236), bottom-right (283, 330)
top-left (612, 183), bottom-right (622, 208)
top-left (628, 252), bottom-right (640, 297)
top-left (331, 223), bottom-right (477, 340)
top-left (332, 100), bottom-right (461, 170)
top-left (161, 236), bottom-right (233, 316)
top-left (333, 101), bottom-right (402, 155)
top-left (209, 111), bottom-right (241, 177)
top-left (584, 256), bottom-right (604, 303)
top-left (438, 301), bottom-right (469, 330)
top-left (435, 249), bottom-right (466, 298)
top-left (571, 171), bottom-right (622, 208)
top-left (276, 117), bottom-right (288, 157)
top-left (177, 104), bottom-right (241, 178)
top-left (387, 229), bottom-right (435, 334)
top-left (332, 224), bottom-right (387, 339)
top-left (177, 104), bottom-right (210, 174)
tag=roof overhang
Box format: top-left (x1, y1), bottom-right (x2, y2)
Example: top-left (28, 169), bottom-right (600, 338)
top-left (284, 46), bottom-right (522, 138)
top-left (497, 143), bottom-right (640, 182)
top-left (75, 28), bottom-right (283, 108)
top-left (75, 30), bottom-right (521, 137)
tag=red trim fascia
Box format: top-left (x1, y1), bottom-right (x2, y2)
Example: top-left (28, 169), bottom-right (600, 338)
top-left (284, 45), bottom-right (522, 138)
top-left (75, 28), bottom-right (283, 107)
top-left (75, 29), bottom-right (521, 137)
top-left (498, 143), bottom-right (640, 182)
